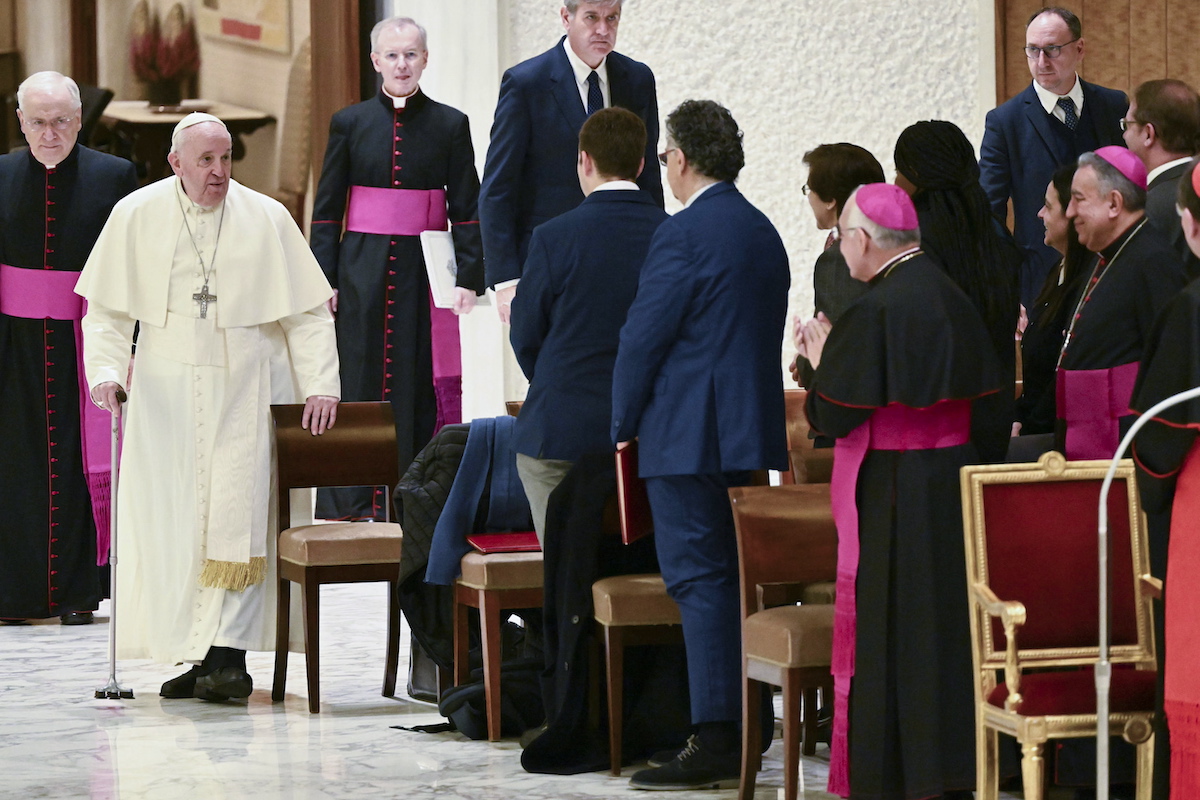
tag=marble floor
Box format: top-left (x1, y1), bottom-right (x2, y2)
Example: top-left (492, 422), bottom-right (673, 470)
top-left (2, 583), bottom-right (868, 800)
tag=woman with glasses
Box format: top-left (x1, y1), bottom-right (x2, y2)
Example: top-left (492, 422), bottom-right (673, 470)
top-left (1010, 163), bottom-right (1089, 458)
top-left (790, 143), bottom-right (884, 387)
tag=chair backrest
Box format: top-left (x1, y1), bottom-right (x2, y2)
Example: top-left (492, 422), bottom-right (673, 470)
top-left (729, 484), bottom-right (838, 618)
top-left (272, 36), bottom-right (311, 227)
top-left (960, 451), bottom-right (1155, 673)
top-left (78, 84), bottom-right (115, 146)
top-left (505, 400), bottom-right (523, 417)
top-left (271, 401), bottom-right (399, 523)
top-left (783, 388), bottom-right (833, 484)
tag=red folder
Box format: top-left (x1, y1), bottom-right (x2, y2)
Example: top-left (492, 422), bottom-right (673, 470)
top-left (465, 531), bottom-right (541, 554)
top-left (615, 440), bottom-right (654, 545)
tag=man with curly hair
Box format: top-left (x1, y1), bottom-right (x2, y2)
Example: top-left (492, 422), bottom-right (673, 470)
top-left (612, 99), bottom-right (790, 790)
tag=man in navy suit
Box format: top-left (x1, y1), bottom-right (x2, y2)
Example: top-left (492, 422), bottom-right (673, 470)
top-left (479, 0), bottom-right (662, 324)
top-left (980, 6), bottom-right (1126, 306)
top-left (612, 100), bottom-right (790, 791)
top-left (1124, 79), bottom-right (1200, 280)
top-left (510, 107), bottom-right (667, 542)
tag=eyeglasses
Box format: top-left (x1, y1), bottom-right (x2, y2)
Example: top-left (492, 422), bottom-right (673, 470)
top-left (23, 116), bottom-right (76, 132)
top-left (801, 183), bottom-right (810, 196)
top-left (1023, 38), bottom-right (1079, 60)
top-left (657, 148), bottom-right (676, 167)
top-left (1118, 118), bottom-right (1140, 132)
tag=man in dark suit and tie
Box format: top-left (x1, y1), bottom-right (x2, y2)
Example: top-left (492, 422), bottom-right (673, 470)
top-left (479, 0), bottom-right (662, 324)
top-left (612, 100), bottom-right (790, 791)
top-left (509, 107), bottom-right (666, 542)
top-left (1124, 78), bottom-right (1200, 280)
top-left (980, 6), bottom-right (1126, 306)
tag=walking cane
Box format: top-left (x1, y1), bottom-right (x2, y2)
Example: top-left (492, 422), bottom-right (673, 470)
top-left (95, 387), bottom-right (133, 700)
top-left (1095, 384), bottom-right (1200, 800)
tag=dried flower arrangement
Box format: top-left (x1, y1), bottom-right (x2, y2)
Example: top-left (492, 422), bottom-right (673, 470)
top-left (130, 1), bottom-right (200, 105)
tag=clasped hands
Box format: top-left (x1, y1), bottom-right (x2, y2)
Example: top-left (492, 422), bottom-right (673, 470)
top-left (793, 312), bottom-right (833, 370)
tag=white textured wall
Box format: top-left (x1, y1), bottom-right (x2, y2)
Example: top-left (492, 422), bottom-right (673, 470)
top-left (506, 0), bottom-right (996, 372)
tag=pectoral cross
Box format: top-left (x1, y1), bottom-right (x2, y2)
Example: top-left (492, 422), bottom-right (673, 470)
top-left (193, 283), bottom-right (217, 319)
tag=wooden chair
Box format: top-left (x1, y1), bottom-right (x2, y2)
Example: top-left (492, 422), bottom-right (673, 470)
top-left (960, 451), bottom-right (1158, 800)
top-left (270, 402), bottom-right (404, 713)
top-left (452, 550), bottom-right (543, 740)
top-left (782, 388), bottom-right (833, 485)
top-left (731, 483), bottom-right (838, 800)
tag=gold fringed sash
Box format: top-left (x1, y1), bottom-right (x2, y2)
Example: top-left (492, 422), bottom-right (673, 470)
top-left (198, 556), bottom-right (267, 592)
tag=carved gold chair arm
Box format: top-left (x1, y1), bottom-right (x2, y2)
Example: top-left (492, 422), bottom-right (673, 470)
top-left (973, 582), bottom-right (1027, 711)
top-left (1139, 574), bottom-right (1163, 600)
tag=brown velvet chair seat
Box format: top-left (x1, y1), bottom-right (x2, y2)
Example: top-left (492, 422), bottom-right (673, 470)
top-left (457, 550), bottom-right (543, 590)
top-left (743, 604), bottom-right (834, 669)
top-left (592, 574), bottom-right (681, 627)
top-left (279, 523), bottom-right (403, 566)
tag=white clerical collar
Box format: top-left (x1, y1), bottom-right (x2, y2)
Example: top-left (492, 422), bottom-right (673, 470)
top-left (593, 180), bottom-right (638, 191)
top-left (1033, 74), bottom-right (1084, 115)
top-left (563, 38), bottom-right (608, 96)
top-left (1147, 156), bottom-right (1194, 186)
top-left (382, 86), bottom-right (418, 109)
top-left (683, 180), bottom-right (719, 208)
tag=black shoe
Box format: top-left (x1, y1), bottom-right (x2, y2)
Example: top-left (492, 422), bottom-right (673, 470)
top-left (194, 666), bottom-right (253, 702)
top-left (0, 618), bottom-right (29, 625)
top-left (629, 735), bottom-right (740, 791)
top-left (60, 611), bottom-right (95, 625)
top-left (647, 746), bottom-right (683, 768)
top-left (161, 666), bottom-right (207, 698)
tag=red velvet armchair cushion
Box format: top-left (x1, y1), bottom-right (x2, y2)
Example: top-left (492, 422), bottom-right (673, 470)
top-left (979, 479), bottom-right (1138, 650)
top-left (987, 668), bottom-right (1156, 716)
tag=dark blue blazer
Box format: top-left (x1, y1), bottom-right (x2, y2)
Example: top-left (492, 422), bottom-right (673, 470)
top-left (611, 182), bottom-right (790, 477)
top-left (980, 80), bottom-right (1127, 283)
top-left (479, 38), bottom-right (662, 287)
top-left (510, 189), bottom-right (667, 461)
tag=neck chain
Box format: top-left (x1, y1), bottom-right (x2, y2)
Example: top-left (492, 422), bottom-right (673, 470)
top-left (1056, 218), bottom-right (1146, 368)
top-left (875, 248), bottom-right (923, 281)
top-left (177, 189), bottom-right (226, 319)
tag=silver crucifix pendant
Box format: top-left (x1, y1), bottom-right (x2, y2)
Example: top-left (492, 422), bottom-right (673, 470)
top-left (193, 283), bottom-right (216, 319)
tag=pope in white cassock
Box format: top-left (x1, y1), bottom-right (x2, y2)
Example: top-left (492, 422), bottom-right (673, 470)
top-left (75, 113), bottom-right (340, 702)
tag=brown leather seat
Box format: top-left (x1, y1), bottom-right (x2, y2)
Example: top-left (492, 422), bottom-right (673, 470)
top-left (270, 402), bottom-right (404, 714)
top-left (731, 483), bottom-right (838, 800)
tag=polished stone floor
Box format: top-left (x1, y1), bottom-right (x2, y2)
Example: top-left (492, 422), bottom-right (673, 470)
top-left (0, 583), bottom-right (862, 799)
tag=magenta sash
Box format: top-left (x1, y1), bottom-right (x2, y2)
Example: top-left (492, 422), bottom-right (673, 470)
top-left (0, 264), bottom-right (111, 563)
top-left (826, 399), bottom-right (972, 797)
top-left (345, 186), bottom-right (448, 236)
top-left (428, 292), bottom-right (462, 429)
top-left (1055, 361), bottom-right (1139, 460)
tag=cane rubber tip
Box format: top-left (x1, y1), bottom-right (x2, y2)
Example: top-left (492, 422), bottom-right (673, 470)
top-left (120, 690), bottom-right (134, 699)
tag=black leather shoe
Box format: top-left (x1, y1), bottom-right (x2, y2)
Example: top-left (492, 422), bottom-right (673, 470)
top-left (194, 667), bottom-right (253, 702)
top-left (160, 666), bottom-right (207, 698)
top-left (0, 618), bottom-right (29, 625)
top-left (647, 746), bottom-right (683, 768)
top-left (629, 735), bottom-right (740, 791)
top-left (60, 611), bottom-right (95, 625)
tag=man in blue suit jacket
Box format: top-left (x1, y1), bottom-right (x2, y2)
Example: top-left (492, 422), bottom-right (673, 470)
top-left (510, 107), bottom-right (667, 542)
top-left (979, 6), bottom-right (1126, 306)
top-left (480, 0), bottom-right (662, 323)
top-left (612, 100), bottom-right (790, 791)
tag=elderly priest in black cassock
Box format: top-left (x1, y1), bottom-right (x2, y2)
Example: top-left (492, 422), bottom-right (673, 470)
top-left (310, 16), bottom-right (484, 520)
top-left (0, 71), bottom-right (137, 625)
top-left (800, 183), bottom-right (1004, 800)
